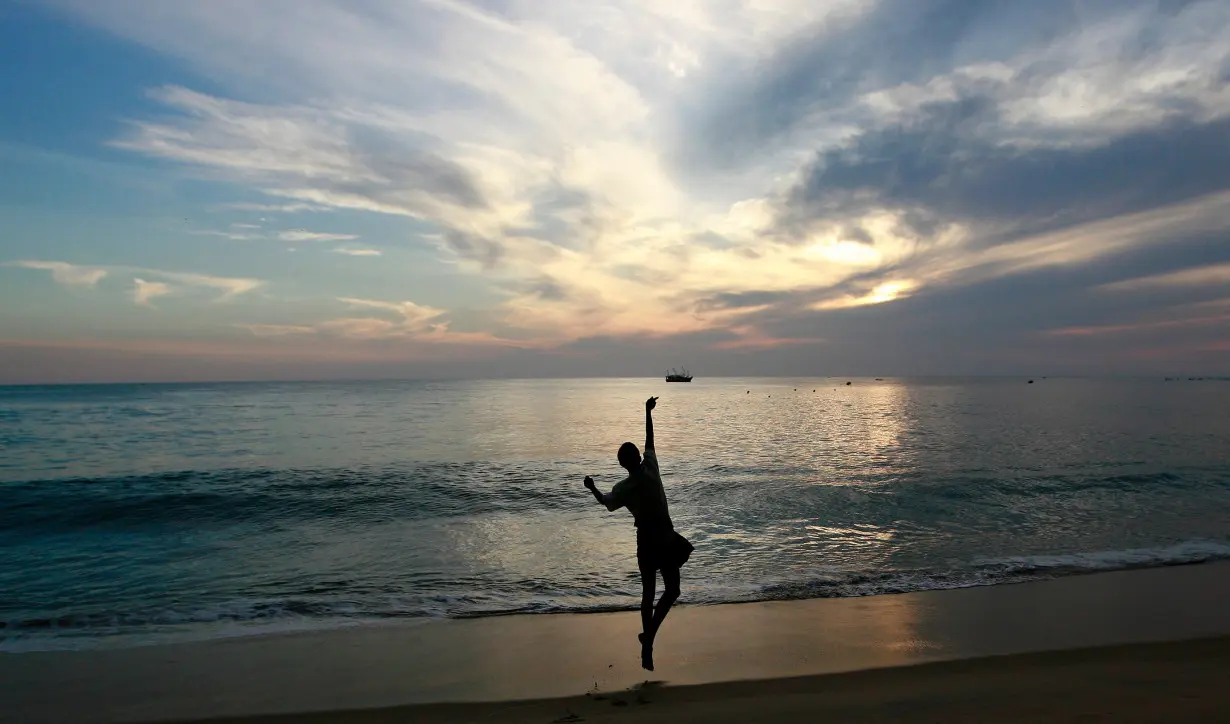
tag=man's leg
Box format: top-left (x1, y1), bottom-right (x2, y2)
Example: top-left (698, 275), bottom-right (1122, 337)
top-left (639, 567), bottom-right (657, 671)
top-left (648, 566), bottom-right (681, 640)
top-left (639, 567), bottom-right (657, 639)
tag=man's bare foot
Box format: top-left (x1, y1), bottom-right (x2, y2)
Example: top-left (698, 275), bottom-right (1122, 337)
top-left (638, 633), bottom-right (655, 671)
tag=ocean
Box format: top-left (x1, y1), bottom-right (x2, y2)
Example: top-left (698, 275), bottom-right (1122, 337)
top-left (2, 377), bottom-right (1229, 652)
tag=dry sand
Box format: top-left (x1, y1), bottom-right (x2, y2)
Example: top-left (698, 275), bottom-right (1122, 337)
top-left (4, 562), bottom-right (1230, 723)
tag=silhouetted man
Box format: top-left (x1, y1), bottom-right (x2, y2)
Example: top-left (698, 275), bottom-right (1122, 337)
top-left (585, 396), bottom-right (691, 671)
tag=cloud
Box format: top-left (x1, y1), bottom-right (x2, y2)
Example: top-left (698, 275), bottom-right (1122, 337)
top-left (336, 297), bottom-right (446, 331)
top-left (1099, 262), bottom-right (1230, 292)
top-left (710, 325), bottom-right (823, 351)
top-left (7, 260), bottom-right (108, 288)
top-left (233, 296), bottom-right (521, 348)
top-left (277, 229), bottom-right (359, 242)
top-left (812, 280), bottom-right (919, 311)
top-left (31, 0), bottom-right (1230, 374)
top-left (217, 202), bottom-right (327, 213)
top-left (777, 101), bottom-right (1230, 244)
top-left (132, 278), bottom-right (172, 307)
top-left (1047, 313), bottom-right (1230, 338)
top-left (192, 229), bottom-right (263, 241)
top-left (193, 227), bottom-right (359, 243)
top-left (238, 324), bottom-right (317, 337)
top-left (678, 0), bottom-right (1230, 169)
top-left (112, 85), bottom-right (494, 250)
top-left (7, 259), bottom-right (263, 304)
top-left (331, 247), bottom-right (382, 257)
top-left (148, 270), bottom-right (263, 301)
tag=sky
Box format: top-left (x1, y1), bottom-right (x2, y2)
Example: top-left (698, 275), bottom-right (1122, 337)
top-left (1, 0), bottom-right (1229, 383)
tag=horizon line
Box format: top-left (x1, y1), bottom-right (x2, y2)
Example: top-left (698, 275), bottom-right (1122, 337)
top-left (3, 374), bottom-right (1228, 388)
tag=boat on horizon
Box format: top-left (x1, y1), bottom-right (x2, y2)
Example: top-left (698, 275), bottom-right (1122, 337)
top-left (665, 367), bottom-right (693, 382)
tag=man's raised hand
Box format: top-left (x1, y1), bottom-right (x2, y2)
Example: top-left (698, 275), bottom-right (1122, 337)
top-left (645, 396), bottom-right (658, 411)
top-left (584, 476), bottom-right (596, 490)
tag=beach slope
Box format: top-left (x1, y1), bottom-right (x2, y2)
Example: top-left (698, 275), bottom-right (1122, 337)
top-left (204, 637), bottom-right (1230, 723)
top-left (4, 562), bottom-right (1230, 723)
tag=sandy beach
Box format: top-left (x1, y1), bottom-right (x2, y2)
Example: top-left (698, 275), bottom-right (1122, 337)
top-left (5, 561), bottom-right (1230, 723)
top-left (205, 637), bottom-right (1230, 723)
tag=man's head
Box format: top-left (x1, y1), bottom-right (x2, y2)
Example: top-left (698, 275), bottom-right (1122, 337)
top-left (617, 441), bottom-right (641, 471)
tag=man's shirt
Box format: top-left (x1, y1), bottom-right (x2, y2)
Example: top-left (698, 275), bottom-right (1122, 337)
top-left (606, 449), bottom-right (672, 532)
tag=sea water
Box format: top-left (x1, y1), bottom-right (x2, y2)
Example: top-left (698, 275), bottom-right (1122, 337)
top-left (3, 377), bottom-right (1229, 651)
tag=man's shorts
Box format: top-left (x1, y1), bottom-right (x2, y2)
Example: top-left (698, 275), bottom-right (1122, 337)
top-left (636, 527), bottom-right (694, 572)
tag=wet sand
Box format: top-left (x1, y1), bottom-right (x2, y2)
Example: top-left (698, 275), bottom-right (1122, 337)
top-left (198, 637), bottom-right (1230, 723)
top-left (4, 561), bottom-right (1230, 723)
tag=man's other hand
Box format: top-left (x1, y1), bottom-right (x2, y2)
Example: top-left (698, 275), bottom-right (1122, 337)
top-left (645, 396), bottom-right (658, 411)
top-left (584, 476), bottom-right (596, 489)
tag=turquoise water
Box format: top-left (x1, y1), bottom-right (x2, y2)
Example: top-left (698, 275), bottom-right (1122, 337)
top-left (2, 377), bottom-right (1229, 651)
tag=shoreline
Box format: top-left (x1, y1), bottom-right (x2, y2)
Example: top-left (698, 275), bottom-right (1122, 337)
top-left (4, 560), bottom-right (1230, 723)
top-left (9, 545), bottom-right (1230, 655)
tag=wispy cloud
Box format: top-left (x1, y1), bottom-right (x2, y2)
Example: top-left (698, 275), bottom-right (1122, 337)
top-left (236, 296), bottom-right (521, 348)
top-left (337, 297), bottom-right (446, 330)
top-left (1099, 262), bottom-right (1230, 293)
top-left (193, 227), bottom-right (358, 243)
top-left (192, 229), bottom-right (263, 241)
top-left (132, 278), bottom-right (172, 307)
top-left (8, 259), bottom-right (263, 304)
top-left (217, 202), bottom-right (327, 213)
top-left (331, 248), bottom-right (382, 257)
top-left (277, 230), bottom-right (359, 242)
top-left (710, 325), bottom-right (823, 351)
top-left (1048, 314), bottom-right (1230, 338)
top-left (238, 324), bottom-right (317, 337)
top-left (7, 260), bottom-right (108, 288)
top-left (149, 270), bottom-right (263, 301)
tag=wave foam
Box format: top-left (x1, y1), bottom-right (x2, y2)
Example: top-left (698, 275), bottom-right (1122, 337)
top-left (5, 540), bottom-right (1229, 652)
top-left (757, 540), bottom-right (1230, 601)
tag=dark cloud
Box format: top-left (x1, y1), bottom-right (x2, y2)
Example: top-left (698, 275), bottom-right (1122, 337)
top-left (654, 0), bottom-right (1230, 379)
top-left (442, 229), bottom-right (504, 268)
top-left (670, 0), bottom-right (1229, 269)
top-left (780, 101), bottom-right (1230, 242)
top-left (692, 289), bottom-right (797, 313)
top-left (842, 225), bottom-right (874, 245)
top-left (345, 127), bottom-right (488, 210)
top-left (504, 184), bottom-right (610, 251)
top-left (674, 0), bottom-right (1086, 171)
top-left (730, 226), bottom-right (1230, 373)
top-left (526, 277), bottom-right (569, 301)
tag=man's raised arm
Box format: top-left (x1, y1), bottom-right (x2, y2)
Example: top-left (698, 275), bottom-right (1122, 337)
top-left (645, 396), bottom-right (657, 451)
